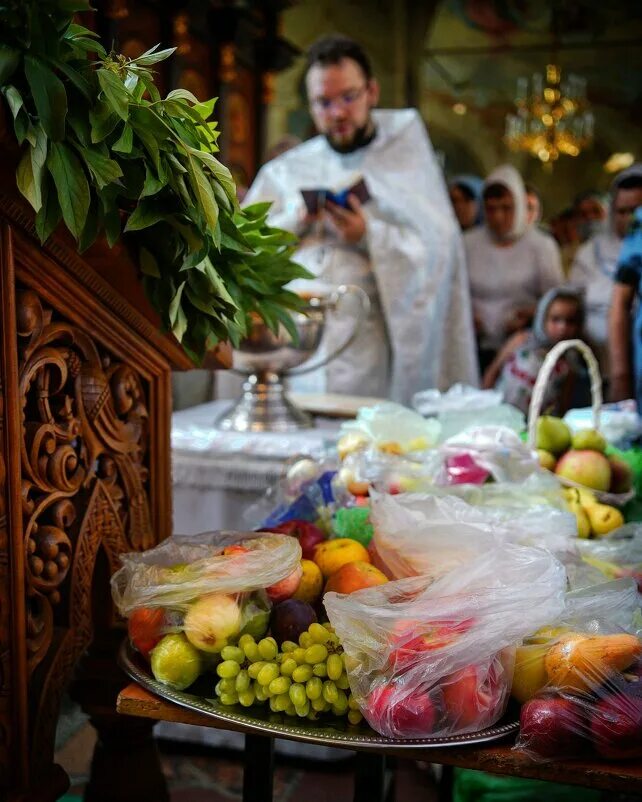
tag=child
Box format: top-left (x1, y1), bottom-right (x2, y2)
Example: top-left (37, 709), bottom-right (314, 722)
top-left (482, 288), bottom-right (591, 416)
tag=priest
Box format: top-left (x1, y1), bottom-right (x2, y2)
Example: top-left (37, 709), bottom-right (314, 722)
top-left (244, 35), bottom-right (478, 404)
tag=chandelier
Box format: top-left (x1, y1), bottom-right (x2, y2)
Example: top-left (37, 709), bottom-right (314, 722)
top-left (504, 64), bottom-right (594, 163)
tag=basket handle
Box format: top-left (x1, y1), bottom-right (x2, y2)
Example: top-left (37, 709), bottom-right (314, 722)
top-left (527, 338), bottom-right (602, 448)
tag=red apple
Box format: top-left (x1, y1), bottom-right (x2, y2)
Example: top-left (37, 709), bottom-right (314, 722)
top-left (441, 662), bottom-right (505, 730)
top-left (128, 606), bottom-right (166, 659)
top-left (367, 684), bottom-right (437, 737)
top-left (266, 564), bottom-right (303, 603)
top-left (590, 693), bottom-right (642, 760)
top-left (264, 520), bottom-right (327, 560)
top-left (222, 544), bottom-right (250, 556)
top-left (390, 618), bottom-right (475, 669)
top-left (519, 693), bottom-right (587, 758)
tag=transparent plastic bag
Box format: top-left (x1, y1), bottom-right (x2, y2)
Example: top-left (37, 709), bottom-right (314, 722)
top-left (369, 492), bottom-right (577, 580)
top-left (439, 426), bottom-right (540, 484)
top-left (111, 532), bottom-right (302, 687)
top-left (513, 578), bottom-right (642, 761)
top-left (575, 524), bottom-right (642, 592)
top-left (338, 402), bottom-right (441, 455)
top-left (325, 544), bottom-right (566, 739)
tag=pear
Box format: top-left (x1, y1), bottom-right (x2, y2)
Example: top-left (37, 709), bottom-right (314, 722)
top-left (537, 449), bottom-right (557, 471)
top-left (184, 592), bottom-right (242, 653)
top-left (586, 503), bottom-right (624, 537)
top-left (536, 416), bottom-right (571, 455)
top-left (556, 450), bottom-right (611, 492)
top-left (571, 428), bottom-right (607, 453)
top-left (150, 633), bottom-right (202, 690)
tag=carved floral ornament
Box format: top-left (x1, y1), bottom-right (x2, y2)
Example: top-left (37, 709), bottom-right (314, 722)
top-left (17, 288), bottom-right (154, 674)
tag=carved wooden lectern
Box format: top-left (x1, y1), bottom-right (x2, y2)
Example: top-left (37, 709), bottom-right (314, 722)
top-left (0, 119), bottom-right (230, 801)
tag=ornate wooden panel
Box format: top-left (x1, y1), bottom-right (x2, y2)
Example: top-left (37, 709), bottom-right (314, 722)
top-left (0, 210), bottom-right (178, 799)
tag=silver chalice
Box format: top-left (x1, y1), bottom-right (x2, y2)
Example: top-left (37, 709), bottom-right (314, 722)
top-left (215, 284), bottom-right (369, 432)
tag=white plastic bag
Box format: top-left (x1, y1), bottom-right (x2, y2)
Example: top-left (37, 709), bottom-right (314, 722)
top-left (369, 492), bottom-right (577, 580)
top-left (439, 426), bottom-right (539, 483)
top-left (325, 544), bottom-right (566, 739)
top-left (339, 402), bottom-right (441, 452)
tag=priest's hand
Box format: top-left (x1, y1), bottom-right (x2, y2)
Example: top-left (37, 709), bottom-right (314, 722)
top-left (325, 194), bottom-right (366, 245)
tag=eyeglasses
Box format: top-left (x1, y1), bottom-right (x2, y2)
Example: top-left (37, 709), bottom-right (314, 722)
top-left (310, 85), bottom-right (368, 112)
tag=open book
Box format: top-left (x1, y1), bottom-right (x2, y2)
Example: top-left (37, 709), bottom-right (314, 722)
top-left (301, 174), bottom-right (371, 215)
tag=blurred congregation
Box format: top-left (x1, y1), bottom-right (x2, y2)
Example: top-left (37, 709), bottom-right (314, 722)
top-left (117, 0), bottom-right (642, 419)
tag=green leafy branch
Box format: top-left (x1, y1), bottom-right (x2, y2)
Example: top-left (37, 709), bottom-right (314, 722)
top-left (0, 0), bottom-right (311, 361)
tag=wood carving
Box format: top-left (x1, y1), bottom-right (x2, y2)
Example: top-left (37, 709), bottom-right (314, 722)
top-left (14, 286), bottom-right (154, 776)
top-left (0, 375), bottom-right (10, 783)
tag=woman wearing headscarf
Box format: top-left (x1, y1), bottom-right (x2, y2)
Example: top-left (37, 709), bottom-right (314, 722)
top-left (571, 163), bottom-right (642, 374)
top-left (449, 174), bottom-right (483, 231)
top-left (464, 164), bottom-right (563, 371)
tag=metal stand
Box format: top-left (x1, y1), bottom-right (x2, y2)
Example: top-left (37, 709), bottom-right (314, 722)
top-left (216, 371), bottom-right (313, 432)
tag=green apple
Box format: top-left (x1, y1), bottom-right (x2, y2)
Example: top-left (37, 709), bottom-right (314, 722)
top-left (184, 592), bottom-right (242, 653)
top-left (150, 633), bottom-right (202, 690)
top-left (536, 416), bottom-right (571, 455)
top-left (571, 428), bottom-right (607, 453)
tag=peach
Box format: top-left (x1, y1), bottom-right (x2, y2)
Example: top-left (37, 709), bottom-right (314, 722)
top-left (324, 560), bottom-right (388, 595)
top-left (313, 538), bottom-right (370, 579)
top-left (292, 559), bottom-right (324, 604)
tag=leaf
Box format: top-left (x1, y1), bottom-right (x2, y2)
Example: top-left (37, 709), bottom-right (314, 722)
top-left (2, 85), bottom-right (22, 118)
top-left (48, 57), bottom-right (92, 100)
top-left (64, 23), bottom-right (101, 40)
top-left (35, 178), bottom-right (63, 243)
top-left (97, 69), bottom-right (130, 121)
top-left (89, 100), bottom-right (120, 142)
top-left (192, 98), bottom-right (216, 120)
top-left (139, 247), bottom-right (160, 277)
top-left (47, 141), bottom-right (90, 239)
top-left (166, 88), bottom-right (200, 105)
top-left (78, 146), bottom-right (123, 189)
top-left (24, 55), bottom-right (67, 141)
top-left (124, 201), bottom-right (166, 232)
top-left (78, 199), bottom-right (100, 253)
top-left (16, 125), bottom-right (47, 211)
top-left (132, 45), bottom-right (176, 67)
top-left (66, 36), bottom-right (107, 57)
top-left (169, 280), bottom-right (187, 341)
top-left (58, 0), bottom-right (93, 12)
top-left (140, 166), bottom-right (166, 198)
top-left (187, 159), bottom-right (219, 231)
top-left (104, 208), bottom-right (121, 247)
top-left (0, 47), bottom-right (20, 84)
top-left (112, 123), bottom-right (133, 153)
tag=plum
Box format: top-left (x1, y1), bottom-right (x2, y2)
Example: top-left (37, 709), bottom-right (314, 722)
top-left (519, 693), bottom-right (587, 759)
top-left (270, 599), bottom-right (317, 645)
top-left (591, 692), bottom-right (642, 760)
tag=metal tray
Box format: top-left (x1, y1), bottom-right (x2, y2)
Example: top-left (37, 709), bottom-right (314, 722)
top-left (119, 641), bottom-right (519, 752)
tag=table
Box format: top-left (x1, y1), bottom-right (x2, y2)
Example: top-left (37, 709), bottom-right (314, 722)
top-left (171, 400), bottom-right (341, 534)
top-left (118, 683), bottom-right (642, 802)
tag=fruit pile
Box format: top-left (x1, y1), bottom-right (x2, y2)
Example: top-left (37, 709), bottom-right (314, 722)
top-left (514, 629), bottom-right (642, 760)
top-left (212, 624), bottom-right (363, 723)
top-left (536, 416), bottom-right (633, 495)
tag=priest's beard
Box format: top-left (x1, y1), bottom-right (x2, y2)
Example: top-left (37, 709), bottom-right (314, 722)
top-left (325, 121), bottom-right (376, 154)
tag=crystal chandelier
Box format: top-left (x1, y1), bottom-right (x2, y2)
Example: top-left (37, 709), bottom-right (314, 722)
top-left (504, 64), bottom-right (594, 163)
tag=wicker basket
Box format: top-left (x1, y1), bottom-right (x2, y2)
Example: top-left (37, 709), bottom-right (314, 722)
top-left (527, 338), bottom-right (634, 507)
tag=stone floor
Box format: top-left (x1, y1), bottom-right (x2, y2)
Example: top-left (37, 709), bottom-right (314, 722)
top-left (55, 722), bottom-right (439, 801)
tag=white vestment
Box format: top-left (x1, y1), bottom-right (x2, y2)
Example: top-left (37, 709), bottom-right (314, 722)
top-left (243, 109), bottom-right (479, 405)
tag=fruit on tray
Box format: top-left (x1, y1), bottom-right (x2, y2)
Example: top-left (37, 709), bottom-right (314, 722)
top-left (556, 450), bottom-right (611, 492)
top-left (270, 599), bottom-right (317, 645)
top-left (324, 560), bottom-right (388, 595)
top-left (537, 449), bottom-right (557, 471)
top-left (266, 564), bottom-right (303, 603)
top-left (264, 520), bottom-right (327, 560)
top-left (519, 693), bottom-right (587, 758)
top-left (337, 431), bottom-right (369, 460)
top-left (536, 416), bottom-right (572, 455)
top-left (313, 538), bottom-right (370, 579)
top-left (544, 633), bottom-right (642, 692)
top-left (292, 559), bottom-right (324, 604)
top-left (565, 491), bottom-right (592, 539)
top-left (441, 662), bottom-right (505, 729)
top-left (590, 692), bottom-right (642, 760)
top-left (366, 684), bottom-right (436, 736)
top-left (183, 592), bottom-right (242, 653)
top-left (585, 503), bottom-right (624, 537)
top-left (150, 633), bottom-right (203, 690)
top-left (239, 593), bottom-right (270, 640)
top-left (128, 606), bottom-right (166, 659)
top-left (511, 641), bottom-right (551, 703)
top-left (212, 622), bottom-right (363, 723)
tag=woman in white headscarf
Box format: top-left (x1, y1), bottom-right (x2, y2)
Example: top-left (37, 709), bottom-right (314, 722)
top-left (464, 164), bottom-right (563, 370)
